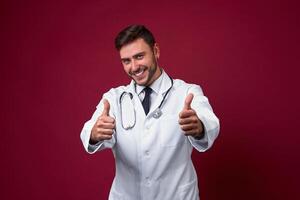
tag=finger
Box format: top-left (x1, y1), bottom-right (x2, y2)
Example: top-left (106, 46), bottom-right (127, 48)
top-left (101, 99), bottom-right (110, 116)
top-left (182, 130), bottom-right (198, 136)
top-left (183, 93), bottom-right (194, 110)
top-left (96, 128), bottom-right (114, 135)
top-left (97, 121), bottom-right (115, 129)
top-left (179, 109), bottom-right (196, 118)
top-left (99, 116), bottom-right (115, 123)
top-left (178, 117), bottom-right (198, 125)
top-left (98, 134), bottom-right (112, 140)
top-left (180, 124), bottom-right (197, 131)
top-left (182, 127), bottom-right (204, 137)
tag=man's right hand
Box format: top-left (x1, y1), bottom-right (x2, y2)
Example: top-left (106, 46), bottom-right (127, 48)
top-left (90, 99), bottom-right (115, 143)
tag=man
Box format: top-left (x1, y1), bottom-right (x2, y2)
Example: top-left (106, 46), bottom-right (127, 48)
top-left (80, 25), bottom-right (220, 200)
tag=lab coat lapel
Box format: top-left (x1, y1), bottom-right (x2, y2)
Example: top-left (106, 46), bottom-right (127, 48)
top-left (127, 80), bottom-right (147, 119)
top-left (127, 80), bottom-right (135, 94)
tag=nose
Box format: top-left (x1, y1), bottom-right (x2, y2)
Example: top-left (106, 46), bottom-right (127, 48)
top-left (131, 59), bottom-right (139, 72)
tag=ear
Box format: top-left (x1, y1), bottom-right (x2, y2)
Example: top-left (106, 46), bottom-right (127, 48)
top-left (153, 43), bottom-right (160, 60)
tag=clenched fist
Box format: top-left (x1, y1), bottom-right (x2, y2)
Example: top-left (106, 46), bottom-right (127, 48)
top-left (90, 99), bottom-right (116, 143)
top-left (179, 93), bottom-right (204, 138)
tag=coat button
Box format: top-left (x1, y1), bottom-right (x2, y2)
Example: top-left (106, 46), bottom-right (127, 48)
top-left (145, 128), bottom-right (150, 135)
top-left (145, 177), bottom-right (151, 186)
top-left (145, 150), bottom-right (150, 156)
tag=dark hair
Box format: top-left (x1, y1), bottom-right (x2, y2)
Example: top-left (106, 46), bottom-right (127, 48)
top-left (115, 25), bottom-right (156, 50)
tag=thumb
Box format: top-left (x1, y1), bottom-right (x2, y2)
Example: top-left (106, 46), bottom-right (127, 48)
top-left (101, 99), bottom-right (110, 116)
top-left (183, 93), bottom-right (194, 110)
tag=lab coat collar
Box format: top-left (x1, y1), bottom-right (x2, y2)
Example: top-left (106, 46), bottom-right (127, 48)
top-left (158, 69), bottom-right (172, 95)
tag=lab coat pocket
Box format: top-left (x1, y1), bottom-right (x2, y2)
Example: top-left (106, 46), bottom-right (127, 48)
top-left (159, 115), bottom-right (186, 147)
top-left (178, 179), bottom-right (199, 200)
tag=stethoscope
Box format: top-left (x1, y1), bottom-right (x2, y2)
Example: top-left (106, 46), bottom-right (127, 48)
top-left (119, 76), bottom-right (174, 130)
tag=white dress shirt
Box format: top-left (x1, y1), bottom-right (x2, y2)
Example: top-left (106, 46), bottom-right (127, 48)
top-left (136, 69), bottom-right (164, 104)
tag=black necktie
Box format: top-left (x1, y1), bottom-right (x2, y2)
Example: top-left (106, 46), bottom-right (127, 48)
top-left (142, 87), bottom-right (152, 115)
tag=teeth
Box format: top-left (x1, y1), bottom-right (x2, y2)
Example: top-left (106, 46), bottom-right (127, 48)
top-left (134, 69), bottom-right (144, 77)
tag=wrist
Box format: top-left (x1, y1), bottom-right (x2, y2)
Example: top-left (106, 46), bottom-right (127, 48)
top-left (193, 121), bottom-right (204, 140)
top-left (193, 131), bottom-right (204, 140)
top-left (89, 137), bottom-right (99, 145)
top-left (89, 132), bottom-right (99, 144)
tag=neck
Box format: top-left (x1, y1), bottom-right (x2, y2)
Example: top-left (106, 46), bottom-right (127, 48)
top-left (147, 67), bottom-right (162, 86)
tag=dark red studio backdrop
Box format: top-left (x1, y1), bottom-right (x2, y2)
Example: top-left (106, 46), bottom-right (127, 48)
top-left (1, 0), bottom-right (299, 199)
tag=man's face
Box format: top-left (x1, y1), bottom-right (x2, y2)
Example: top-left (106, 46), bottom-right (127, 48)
top-left (120, 38), bottom-right (161, 86)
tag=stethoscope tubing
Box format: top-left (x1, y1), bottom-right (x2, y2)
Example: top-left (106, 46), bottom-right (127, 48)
top-left (119, 76), bottom-right (173, 129)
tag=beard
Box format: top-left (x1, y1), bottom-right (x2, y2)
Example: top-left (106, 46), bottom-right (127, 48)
top-left (129, 57), bottom-right (159, 86)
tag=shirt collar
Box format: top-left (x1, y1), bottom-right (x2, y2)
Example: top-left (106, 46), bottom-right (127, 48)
top-left (135, 68), bottom-right (164, 95)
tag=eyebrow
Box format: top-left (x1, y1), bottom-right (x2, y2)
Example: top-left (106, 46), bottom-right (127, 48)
top-left (121, 51), bottom-right (146, 61)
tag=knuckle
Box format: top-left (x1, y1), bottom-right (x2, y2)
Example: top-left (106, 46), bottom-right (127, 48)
top-left (93, 135), bottom-right (100, 140)
top-left (180, 111), bottom-right (186, 116)
top-left (110, 122), bottom-right (115, 127)
top-left (97, 120), bottom-right (104, 126)
top-left (98, 135), bottom-right (104, 140)
top-left (180, 120), bottom-right (188, 125)
top-left (98, 116), bottom-right (104, 121)
top-left (106, 135), bottom-right (112, 139)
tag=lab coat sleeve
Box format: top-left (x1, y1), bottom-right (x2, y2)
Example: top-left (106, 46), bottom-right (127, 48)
top-left (186, 84), bottom-right (220, 152)
top-left (80, 92), bottom-right (117, 154)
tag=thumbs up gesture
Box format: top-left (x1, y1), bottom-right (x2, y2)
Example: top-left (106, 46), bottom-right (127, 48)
top-left (90, 99), bottom-right (116, 143)
top-left (179, 93), bottom-right (204, 138)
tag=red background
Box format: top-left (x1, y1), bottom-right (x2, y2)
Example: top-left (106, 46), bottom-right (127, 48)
top-left (1, 0), bottom-right (299, 199)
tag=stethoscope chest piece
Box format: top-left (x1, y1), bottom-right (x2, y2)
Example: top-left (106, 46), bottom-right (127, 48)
top-left (152, 108), bottom-right (162, 119)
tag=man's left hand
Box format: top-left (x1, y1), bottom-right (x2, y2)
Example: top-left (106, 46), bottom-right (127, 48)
top-left (179, 93), bottom-right (204, 138)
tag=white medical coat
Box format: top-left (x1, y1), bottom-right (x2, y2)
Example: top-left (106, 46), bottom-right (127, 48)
top-left (80, 71), bottom-right (220, 200)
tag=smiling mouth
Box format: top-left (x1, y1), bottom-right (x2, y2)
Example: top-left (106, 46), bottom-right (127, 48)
top-left (131, 68), bottom-right (146, 78)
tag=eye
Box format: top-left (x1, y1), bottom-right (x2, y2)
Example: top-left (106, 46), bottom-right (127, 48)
top-left (136, 54), bottom-right (144, 60)
top-left (122, 59), bottom-right (130, 65)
